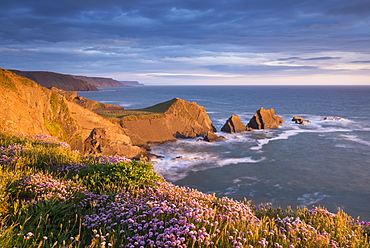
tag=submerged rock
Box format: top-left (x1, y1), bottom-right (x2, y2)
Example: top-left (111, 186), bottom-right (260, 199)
top-left (221, 115), bottom-right (246, 133)
top-left (324, 116), bottom-right (347, 121)
top-left (247, 107), bottom-right (284, 129)
top-left (292, 116), bottom-right (310, 125)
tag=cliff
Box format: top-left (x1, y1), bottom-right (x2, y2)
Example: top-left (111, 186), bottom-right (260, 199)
top-left (10, 70), bottom-right (98, 91)
top-left (0, 68), bottom-right (143, 158)
top-left (74, 77), bottom-right (144, 87)
top-left (0, 68), bottom-right (217, 157)
top-left (74, 76), bottom-right (124, 87)
top-left (119, 81), bottom-right (143, 86)
top-left (94, 98), bottom-right (216, 147)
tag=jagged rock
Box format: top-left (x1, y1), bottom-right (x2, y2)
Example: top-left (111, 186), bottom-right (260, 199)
top-left (84, 128), bottom-right (143, 158)
top-left (119, 98), bottom-right (217, 146)
top-left (221, 115), bottom-right (246, 133)
top-left (292, 116), bottom-right (310, 125)
top-left (247, 107), bottom-right (284, 129)
top-left (203, 131), bottom-right (226, 142)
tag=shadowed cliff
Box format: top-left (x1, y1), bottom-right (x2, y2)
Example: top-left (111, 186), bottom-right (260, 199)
top-left (10, 70), bottom-right (99, 91)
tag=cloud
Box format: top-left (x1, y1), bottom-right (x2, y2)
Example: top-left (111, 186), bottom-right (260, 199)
top-left (277, 57), bottom-right (341, 61)
top-left (0, 0), bottom-right (369, 84)
top-left (351, 60), bottom-right (370, 64)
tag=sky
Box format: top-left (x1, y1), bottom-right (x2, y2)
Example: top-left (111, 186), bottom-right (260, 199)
top-left (1, 0), bottom-right (370, 85)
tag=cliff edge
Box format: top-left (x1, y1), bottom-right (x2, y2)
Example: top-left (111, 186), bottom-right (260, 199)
top-left (0, 68), bottom-right (143, 158)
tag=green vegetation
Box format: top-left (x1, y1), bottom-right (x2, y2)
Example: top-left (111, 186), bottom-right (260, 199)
top-left (94, 98), bottom-right (177, 120)
top-left (0, 132), bottom-right (369, 247)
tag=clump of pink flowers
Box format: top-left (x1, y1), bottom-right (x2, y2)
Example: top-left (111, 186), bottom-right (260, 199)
top-left (18, 172), bottom-right (86, 202)
top-left (57, 162), bottom-right (87, 172)
top-left (0, 143), bottom-right (27, 165)
top-left (97, 155), bottom-right (131, 165)
top-left (81, 181), bottom-right (259, 247)
top-left (31, 134), bottom-right (71, 148)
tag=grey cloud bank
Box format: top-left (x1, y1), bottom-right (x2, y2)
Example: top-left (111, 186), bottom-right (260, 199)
top-left (1, 0), bottom-right (370, 85)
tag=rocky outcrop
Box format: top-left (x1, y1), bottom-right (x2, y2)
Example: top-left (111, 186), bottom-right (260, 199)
top-left (247, 107), bottom-right (284, 129)
top-left (84, 128), bottom-right (143, 158)
top-left (221, 115), bottom-right (247, 133)
top-left (203, 131), bottom-right (226, 142)
top-left (118, 98), bottom-right (216, 146)
top-left (292, 116), bottom-right (310, 125)
top-left (0, 68), bottom-right (143, 158)
top-left (10, 70), bottom-right (98, 91)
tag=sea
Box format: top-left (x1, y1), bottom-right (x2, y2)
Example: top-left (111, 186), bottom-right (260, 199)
top-left (79, 85), bottom-right (370, 221)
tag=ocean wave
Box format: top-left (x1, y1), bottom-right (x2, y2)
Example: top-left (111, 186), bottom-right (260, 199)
top-left (250, 126), bottom-right (353, 151)
top-left (337, 134), bottom-right (370, 147)
top-left (152, 153), bottom-right (264, 182)
top-left (119, 103), bottom-right (133, 107)
top-left (297, 192), bottom-right (330, 207)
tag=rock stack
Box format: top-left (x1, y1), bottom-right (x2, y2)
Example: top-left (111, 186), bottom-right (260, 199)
top-left (247, 107), bottom-right (284, 129)
top-left (221, 115), bottom-right (247, 133)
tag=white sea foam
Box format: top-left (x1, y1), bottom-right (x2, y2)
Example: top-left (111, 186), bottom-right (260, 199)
top-left (119, 103), bottom-right (133, 107)
top-left (233, 176), bottom-right (260, 185)
top-left (250, 125), bottom-right (353, 151)
top-left (216, 157), bottom-right (265, 167)
top-left (152, 151), bottom-right (264, 181)
top-left (338, 134), bottom-right (370, 147)
top-left (297, 192), bottom-right (330, 207)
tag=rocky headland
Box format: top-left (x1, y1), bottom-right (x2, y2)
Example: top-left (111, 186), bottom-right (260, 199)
top-left (0, 68), bottom-right (143, 158)
top-left (95, 98), bottom-right (217, 147)
top-left (0, 68), bottom-right (218, 158)
top-left (10, 70), bottom-right (99, 91)
top-left (10, 69), bottom-right (144, 91)
top-left (74, 76), bottom-right (143, 87)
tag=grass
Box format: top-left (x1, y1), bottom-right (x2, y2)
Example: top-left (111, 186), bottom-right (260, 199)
top-left (0, 131), bottom-right (369, 247)
top-left (93, 98), bottom-right (177, 120)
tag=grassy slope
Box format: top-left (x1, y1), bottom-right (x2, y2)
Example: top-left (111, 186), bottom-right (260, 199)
top-left (94, 98), bottom-right (177, 120)
top-left (0, 132), bottom-right (369, 248)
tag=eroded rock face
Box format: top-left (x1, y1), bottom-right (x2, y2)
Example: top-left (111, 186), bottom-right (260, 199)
top-left (84, 128), bottom-right (143, 158)
top-left (221, 115), bottom-right (246, 133)
top-left (247, 107), bottom-right (284, 129)
top-left (120, 98), bottom-right (217, 146)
